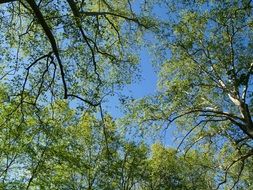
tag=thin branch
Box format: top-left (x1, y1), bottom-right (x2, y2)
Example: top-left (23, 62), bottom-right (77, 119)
top-left (80, 11), bottom-right (145, 27)
top-left (67, 94), bottom-right (101, 106)
top-left (177, 118), bottom-right (228, 152)
top-left (216, 150), bottom-right (253, 190)
top-left (26, 0), bottom-right (68, 98)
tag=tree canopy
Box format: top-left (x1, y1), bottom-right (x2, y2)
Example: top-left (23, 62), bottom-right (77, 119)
top-left (0, 0), bottom-right (253, 189)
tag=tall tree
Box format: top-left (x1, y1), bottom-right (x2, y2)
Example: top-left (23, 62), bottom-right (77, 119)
top-left (0, 89), bottom-right (148, 189)
top-left (0, 1), bottom-right (155, 189)
top-left (0, 0), bottom-right (150, 109)
top-left (122, 1), bottom-right (253, 188)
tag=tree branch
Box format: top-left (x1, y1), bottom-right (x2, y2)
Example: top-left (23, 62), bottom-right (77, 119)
top-left (26, 0), bottom-right (68, 98)
top-left (0, 0), bottom-right (17, 4)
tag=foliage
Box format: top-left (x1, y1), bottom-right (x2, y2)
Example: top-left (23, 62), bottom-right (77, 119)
top-left (0, 86), bottom-right (216, 189)
top-left (1, 0), bottom-right (253, 189)
top-left (0, 0), bottom-right (152, 108)
top-left (121, 0), bottom-right (253, 189)
top-left (141, 143), bottom-right (215, 190)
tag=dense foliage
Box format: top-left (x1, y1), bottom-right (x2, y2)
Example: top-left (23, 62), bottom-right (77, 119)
top-left (0, 0), bottom-right (253, 189)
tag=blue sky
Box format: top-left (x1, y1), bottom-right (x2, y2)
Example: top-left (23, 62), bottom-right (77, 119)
top-left (103, 46), bottom-right (175, 147)
top-left (103, 48), bottom-right (157, 116)
top-left (102, 2), bottom-right (177, 146)
top-left (103, 0), bottom-right (168, 116)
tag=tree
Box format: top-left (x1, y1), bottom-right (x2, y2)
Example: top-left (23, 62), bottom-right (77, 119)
top-left (0, 1), bottom-right (158, 189)
top-left (160, 0), bottom-right (253, 138)
top-left (0, 86), bottom-right (148, 189)
top-left (0, 0), bottom-right (151, 109)
top-left (122, 0), bottom-right (253, 188)
top-left (3, 0), bottom-right (253, 189)
top-left (0, 84), bottom-right (220, 189)
top-left (140, 143), bottom-right (215, 190)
